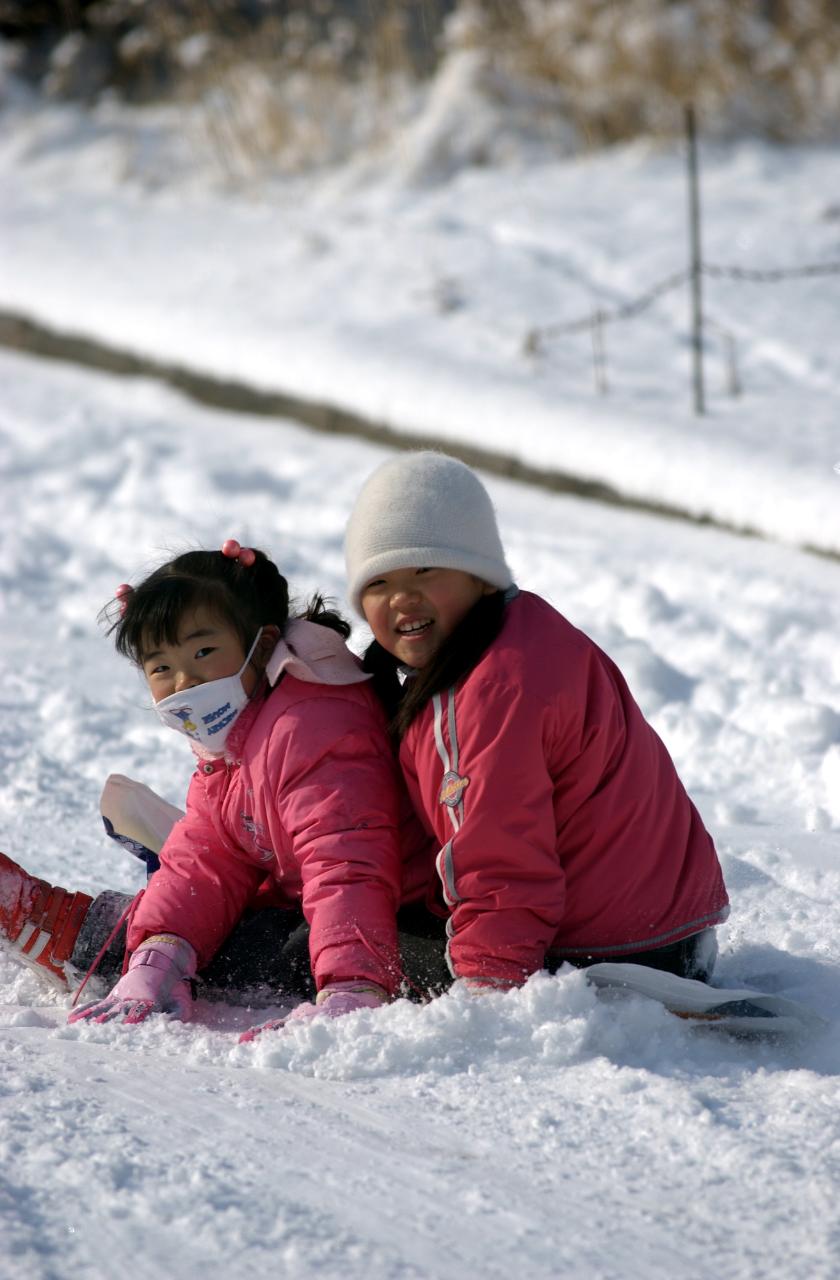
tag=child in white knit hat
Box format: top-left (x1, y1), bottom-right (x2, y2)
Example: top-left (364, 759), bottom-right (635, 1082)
top-left (346, 451), bottom-right (729, 991)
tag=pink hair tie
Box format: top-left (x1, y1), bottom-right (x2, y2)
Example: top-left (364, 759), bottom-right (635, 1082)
top-left (221, 539), bottom-right (256, 567)
top-left (115, 583), bottom-right (134, 616)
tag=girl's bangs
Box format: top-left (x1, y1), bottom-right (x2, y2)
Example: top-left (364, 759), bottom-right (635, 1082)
top-left (128, 579), bottom-right (232, 662)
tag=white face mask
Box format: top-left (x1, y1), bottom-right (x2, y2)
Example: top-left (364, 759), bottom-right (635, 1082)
top-left (154, 629), bottom-right (263, 754)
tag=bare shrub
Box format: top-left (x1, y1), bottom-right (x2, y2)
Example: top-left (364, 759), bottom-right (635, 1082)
top-left (7, 0), bottom-right (840, 175)
top-left (175, 3), bottom-right (423, 178)
top-left (454, 0), bottom-right (840, 144)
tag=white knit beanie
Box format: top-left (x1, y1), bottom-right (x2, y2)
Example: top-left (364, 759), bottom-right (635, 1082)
top-left (345, 451), bottom-right (513, 614)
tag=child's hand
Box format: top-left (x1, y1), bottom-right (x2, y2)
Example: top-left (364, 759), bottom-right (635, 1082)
top-left (239, 982), bottom-right (387, 1043)
top-left (68, 934), bottom-right (197, 1025)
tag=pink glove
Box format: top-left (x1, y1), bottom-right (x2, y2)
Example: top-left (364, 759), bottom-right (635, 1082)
top-left (68, 934), bottom-right (197, 1025)
top-left (239, 981), bottom-right (387, 1043)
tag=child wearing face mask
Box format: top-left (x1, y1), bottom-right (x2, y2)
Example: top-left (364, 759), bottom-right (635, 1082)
top-left (0, 541), bottom-right (410, 1032)
top-left (346, 451), bottom-right (730, 992)
top-left (1, 459), bottom-right (731, 1023)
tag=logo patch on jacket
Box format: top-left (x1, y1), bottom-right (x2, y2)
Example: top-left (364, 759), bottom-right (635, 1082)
top-left (439, 770), bottom-right (469, 807)
top-left (240, 812), bottom-right (274, 862)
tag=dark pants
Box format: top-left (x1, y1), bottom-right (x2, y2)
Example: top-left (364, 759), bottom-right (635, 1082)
top-left (546, 930), bottom-right (718, 983)
top-left (72, 891), bottom-right (715, 999)
top-left (71, 893), bottom-right (453, 1000)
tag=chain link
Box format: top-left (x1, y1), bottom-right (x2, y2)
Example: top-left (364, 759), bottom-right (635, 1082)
top-left (527, 258), bottom-right (840, 347)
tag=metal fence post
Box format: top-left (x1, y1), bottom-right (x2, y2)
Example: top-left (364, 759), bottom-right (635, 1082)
top-left (685, 104), bottom-right (705, 415)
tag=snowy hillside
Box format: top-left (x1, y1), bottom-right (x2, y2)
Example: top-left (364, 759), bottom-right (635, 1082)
top-left (1, 36), bottom-right (840, 1280)
top-left (2, 346), bottom-right (840, 1280)
top-left (0, 63), bottom-right (839, 554)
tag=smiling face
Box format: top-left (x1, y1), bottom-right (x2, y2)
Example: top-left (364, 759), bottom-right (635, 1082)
top-left (360, 567), bottom-right (495, 669)
top-left (140, 603), bottom-right (255, 704)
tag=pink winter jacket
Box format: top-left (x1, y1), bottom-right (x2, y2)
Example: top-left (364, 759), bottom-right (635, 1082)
top-left (127, 621), bottom-right (403, 994)
top-left (398, 591), bottom-right (729, 987)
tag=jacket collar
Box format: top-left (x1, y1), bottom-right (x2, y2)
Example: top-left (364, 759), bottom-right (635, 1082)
top-left (190, 619), bottom-right (369, 768)
top-left (264, 618), bottom-right (370, 688)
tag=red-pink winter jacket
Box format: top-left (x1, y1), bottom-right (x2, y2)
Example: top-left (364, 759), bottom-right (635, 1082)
top-left (127, 621), bottom-right (403, 994)
top-left (398, 591), bottom-right (729, 987)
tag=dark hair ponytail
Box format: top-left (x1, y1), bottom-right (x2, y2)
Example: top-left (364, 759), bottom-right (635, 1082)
top-left (106, 548), bottom-right (350, 664)
top-left (363, 591), bottom-right (507, 738)
top-left (299, 593), bottom-right (351, 640)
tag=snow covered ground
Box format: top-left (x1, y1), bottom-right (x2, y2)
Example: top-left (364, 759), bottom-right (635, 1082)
top-left (2, 348), bottom-right (840, 1280)
top-left (1, 72), bottom-right (839, 554)
top-left (1, 59), bottom-right (840, 1280)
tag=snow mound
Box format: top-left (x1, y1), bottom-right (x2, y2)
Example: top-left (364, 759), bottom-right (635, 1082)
top-left (229, 971), bottom-right (792, 1081)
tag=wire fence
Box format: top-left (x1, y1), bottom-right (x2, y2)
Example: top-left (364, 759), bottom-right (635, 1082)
top-left (523, 108), bottom-right (840, 412)
top-left (704, 261), bottom-right (840, 282)
top-left (523, 255), bottom-right (840, 406)
top-left (525, 258), bottom-right (840, 344)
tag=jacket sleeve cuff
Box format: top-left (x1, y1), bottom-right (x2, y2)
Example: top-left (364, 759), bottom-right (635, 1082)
top-left (314, 933), bottom-right (400, 997)
top-left (450, 941), bottom-right (539, 986)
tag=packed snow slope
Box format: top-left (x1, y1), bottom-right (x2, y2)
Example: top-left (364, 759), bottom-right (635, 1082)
top-left (1, 348), bottom-right (840, 1280)
top-left (0, 69), bottom-right (839, 554)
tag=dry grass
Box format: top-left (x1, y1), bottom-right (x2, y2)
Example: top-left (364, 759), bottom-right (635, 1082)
top-left (123, 1), bottom-right (426, 178)
top-left (167, 0), bottom-right (840, 175)
top-left (460, 0), bottom-right (840, 144)
top-left (23, 0), bottom-right (840, 176)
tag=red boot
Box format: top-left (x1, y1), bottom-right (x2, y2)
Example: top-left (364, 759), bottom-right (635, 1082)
top-left (0, 852), bottom-right (92, 989)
